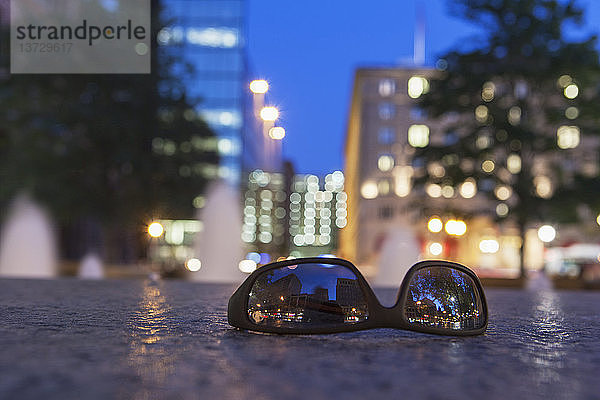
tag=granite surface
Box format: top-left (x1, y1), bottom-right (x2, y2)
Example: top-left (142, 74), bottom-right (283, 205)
top-left (0, 277), bottom-right (598, 400)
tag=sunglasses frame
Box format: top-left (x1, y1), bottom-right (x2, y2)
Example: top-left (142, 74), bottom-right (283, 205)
top-left (228, 257), bottom-right (488, 336)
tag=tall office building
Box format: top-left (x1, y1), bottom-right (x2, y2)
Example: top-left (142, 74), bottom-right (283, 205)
top-left (342, 68), bottom-right (433, 269)
top-left (288, 172), bottom-right (347, 257)
top-left (340, 67), bottom-right (519, 277)
top-left (241, 169), bottom-right (348, 262)
top-left (159, 0), bottom-right (258, 185)
top-left (242, 169), bottom-right (290, 258)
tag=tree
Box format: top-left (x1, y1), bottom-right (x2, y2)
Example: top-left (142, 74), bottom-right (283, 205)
top-left (415, 0), bottom-right (600, 276)
top-left (0, 0), bottom-right (219, 262)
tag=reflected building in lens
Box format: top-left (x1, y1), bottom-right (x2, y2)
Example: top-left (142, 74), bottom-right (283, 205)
top-left (336, 278), bottom-right (363, 307)
top-left (271, 273), bottom-right (302, 298)
top-left (336, 277), bottom-right (368, 321)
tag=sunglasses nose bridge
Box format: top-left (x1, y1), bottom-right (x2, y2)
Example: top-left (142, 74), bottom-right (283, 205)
top-left (369, 301), bottom-right (405, 328)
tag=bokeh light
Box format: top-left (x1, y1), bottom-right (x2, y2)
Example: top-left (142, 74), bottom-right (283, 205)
top-left (481, 160), bottom-right (495, 173)
top-left (538, 225), bottom-right (556, 243)
top-left (239, 259), bottom-right (257, 273)
top-left (564, 84), bottom-right (579, 99)
top-left (260, 106), bottom-right (279, 121)
top-left (408, 76), bottom-right (429, 98)
top-left (250, 79), bottom-right (269, 94)
top-left (148, 222), bottom-right (164, 238)
top-left (269, 126), bottom-right (285, 140)
top-left (445, 220), bottom-right (467, 236)
top-left (185, 258), bottom-right (202, 272)
top-left (428, 242), bottom-right (443, 256)
top-left (479, 239), bottom-right (499, 254)
top-left (427, 217), bottom-right (443, 233)
top-left (361, 181), bottom-right (378, 199)
top-left (460, 179), bottom-right (477, 198)
top-left (408, 124), bottom-right (430, 147)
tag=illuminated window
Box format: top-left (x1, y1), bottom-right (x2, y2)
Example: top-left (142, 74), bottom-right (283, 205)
top-left (377, 155), bottom-right (394, 172)
top-left (408, 76), bottom-right (429, 98)
top-left (394, 166), bottom-right (413, 197)
top-left (378, 79), bottom-right (396, 97)
top-left (361, 181), bottom-right (378, 199)
top-left (378, 103), bottom-right (395, 120)
top-left (378, 179), bottom-right (390, 196)
top-left (410, 106), bottom-right (426, 121)
top-left (200, 109), bottom-right (242, 128)
top-left (185, 27), bottom-right (239, 48)
top-left (408, 124), bottom-right (429, 147)
top-left (378, 127), bottom-right (395, 144)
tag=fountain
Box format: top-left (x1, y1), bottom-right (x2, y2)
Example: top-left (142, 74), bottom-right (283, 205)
top-left (78, 252), bottom-right (105, 279)
top-left (0, 195), bottom-right (58, 278)
top-left (374, 225), bottom-right (420, 288)
top-left (191, 181), bottom-right (246, 283)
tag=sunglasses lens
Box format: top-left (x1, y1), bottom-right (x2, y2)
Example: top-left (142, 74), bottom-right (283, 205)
top-left (247, 262), bottom-right (369, 329)
top-left (404, 266), bottom-right (485, 331)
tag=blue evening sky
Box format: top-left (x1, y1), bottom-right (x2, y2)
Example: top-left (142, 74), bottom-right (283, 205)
top-left (248, 0), bottom-right (600, 176)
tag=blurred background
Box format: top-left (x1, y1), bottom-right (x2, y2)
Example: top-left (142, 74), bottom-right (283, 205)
top-left (1, 0), bottom-right (600, 289)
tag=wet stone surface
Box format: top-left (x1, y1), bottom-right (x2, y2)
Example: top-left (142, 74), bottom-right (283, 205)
top-left (0, 278), bottom-right (599, 400)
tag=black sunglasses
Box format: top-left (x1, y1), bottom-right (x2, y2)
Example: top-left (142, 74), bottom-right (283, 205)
top-left (228, 257), bottom-right (488, 336)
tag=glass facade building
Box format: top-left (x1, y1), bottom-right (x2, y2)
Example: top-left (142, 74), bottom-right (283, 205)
top-left (241, 169), bottom-right (348, 264)
top-left (159, 0), bottom-right (249, 185)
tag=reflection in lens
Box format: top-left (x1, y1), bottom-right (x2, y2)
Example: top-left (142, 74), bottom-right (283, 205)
top-left (247, 263), bottom-right (369, 328)
top-left (404, 266), bottom-right (484, 331)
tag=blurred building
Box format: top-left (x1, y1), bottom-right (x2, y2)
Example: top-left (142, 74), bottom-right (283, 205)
top-left (241, 168), bottom-right (348, 263)
top-left (340, 67), bottom-right (521, 278)
top-left (242, 169), bottom-right (290, 260)
top-left (287, 171), bottom-right (347, 257)
top-left (159, 0), bottom-right (272, 185)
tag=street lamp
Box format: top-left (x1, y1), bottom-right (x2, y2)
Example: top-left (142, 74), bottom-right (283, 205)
top-left (250, 79), bottom-right (269, 94)
top-left (260, 106), bottom-right (279, 122)
top-left (269, 126), bottom-right (285, 140)
top-left (148, 222), bottom-right (164, 238)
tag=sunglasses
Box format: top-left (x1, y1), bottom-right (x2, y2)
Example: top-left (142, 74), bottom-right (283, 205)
top-left (228, 257), bottom-right (488, 336)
